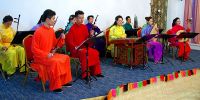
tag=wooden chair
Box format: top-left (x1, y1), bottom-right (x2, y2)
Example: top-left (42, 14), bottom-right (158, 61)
top-left (168, 43), bottom-right (178, 60)
top-left (166, 29), bottom-right (178, 60)
top-left (22, 35), bottom-right (46, 92)
top-left (70, 57), bottom-right (80, 81)
top-left (104, 29), bottom-right (114, 61)
top-left (65, 33), bottom-right (81, 80)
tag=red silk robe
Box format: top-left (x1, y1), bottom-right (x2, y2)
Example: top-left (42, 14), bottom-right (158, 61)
top-left (66, 23), bottom-right (102, 78)
top-left (167, 25), bottom-right (191, 60)
top-left (31, 25), bottom-right (72, 91)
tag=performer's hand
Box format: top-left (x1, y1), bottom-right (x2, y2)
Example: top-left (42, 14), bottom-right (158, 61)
top-left (155, 27), bottom-right (159, 32)
top-left (51, 48), bottom-right (57, 54)
top-left (2, 46), bottom-right (8, 51)
top-left (152, 37), bottom-right (157, 42)
top-left (74, 46), bottom-right (78, 50)
top-left (93, 25), bottom-right (97, 28)
top-left (61, 33), bottom-right (65, 39)
top-left (90, 30), bottom-right (95, 36)
top-left (47, 53), bottom-right (54, 58)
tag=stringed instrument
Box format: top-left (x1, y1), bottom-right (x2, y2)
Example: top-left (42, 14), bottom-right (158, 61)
top-left (150, 23), bottom-right (159, 41)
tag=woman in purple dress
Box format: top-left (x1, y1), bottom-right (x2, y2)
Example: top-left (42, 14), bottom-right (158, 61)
top-left (141, 17), bottom-right (163, 64)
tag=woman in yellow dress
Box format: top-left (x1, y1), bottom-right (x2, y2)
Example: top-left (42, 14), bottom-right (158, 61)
top-left (108, 15), bottom-right (127, 57)
top-left (0, 15), bottom-right (25, 76)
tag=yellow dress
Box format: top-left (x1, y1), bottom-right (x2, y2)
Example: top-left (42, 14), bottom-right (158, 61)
top-left (0, 24), bottom-right (25, 75)
top-left (108, 25), bottom-right (127, 57)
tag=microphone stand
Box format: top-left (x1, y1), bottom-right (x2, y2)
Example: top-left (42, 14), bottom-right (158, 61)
top-left (73, 31), bottom-right (103, 88)
top-left (14, 14), bottom-right (26, 74)
top-left (14, 14), bottom-right (20, 32)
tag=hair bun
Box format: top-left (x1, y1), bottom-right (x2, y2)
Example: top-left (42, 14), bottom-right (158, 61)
top-left (145, 16), bottom-right (152, 21)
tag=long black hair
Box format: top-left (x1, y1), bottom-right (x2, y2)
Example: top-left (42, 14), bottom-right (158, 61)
top-left (41, 9), bottom-right (56, 22)
top-left (145, 16), bottom-right (152, 22)
top-left (172, 17), bottom-right (180, 27)
top-left (37, 15), bottom-right (43, 24)
top-left (67, 14), bottom-right (75, 25)
top-left (113, 15), bottom-right (123, 26)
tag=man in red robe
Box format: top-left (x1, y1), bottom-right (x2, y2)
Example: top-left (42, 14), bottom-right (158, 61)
top-left (31, 9), bottom-right (72, 93)
top-left (167, 17), bottom-right (191, 61)
top-left (66, 10), bottom-right (103, 80)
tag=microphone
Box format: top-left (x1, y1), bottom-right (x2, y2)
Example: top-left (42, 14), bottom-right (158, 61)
top-left (14, 14), bottom-right (21, 32)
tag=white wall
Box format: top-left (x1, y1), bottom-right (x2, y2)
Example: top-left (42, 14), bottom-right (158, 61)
top-left (167, 0), bottom-right (185, 30)
top-left (0, 0), bottom-right (151, 31)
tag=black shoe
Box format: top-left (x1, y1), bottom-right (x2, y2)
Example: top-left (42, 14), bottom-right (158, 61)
top-left (53, 89), bottom-right (63, 93)
top-left (62, 83), bottom-right (72, 87)
top-left (96, 74), bottom-right (104, 77)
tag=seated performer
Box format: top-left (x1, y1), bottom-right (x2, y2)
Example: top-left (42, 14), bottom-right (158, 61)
top-left (108, 15), bottom-right (127, 57)
top-left (31, 9), bottom-right (72, 93)
top-left (167, 17), bottom-right (191, 61)
top-left (0, 15), bottom-right (25, 76)
top-left (86, 15), bottom-right (101, 35)
top-left (141, 17), bottom-right (163, 64)
top-left (64, 14), bottom-right (76, 34)
top-left (66, 10), bottom-right (104, 81)
top-left (123, 16), bottom-right (134, 37)
top-left (86, 15), bottom-right (105, 55)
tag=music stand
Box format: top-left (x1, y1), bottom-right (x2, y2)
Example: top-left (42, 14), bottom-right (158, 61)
top-left (74, 36), bottom-right (100, 88)
top-left (159, 29), bottom-right (164, 34)
top-left (136, 34), bottom-right (156, 71)
top-left (10, 31), bottom-right (34, 73)
top-left (11, 31), bottom-right (35, 44)
top-left (125, 28), bottom-right (139, 37)
top-left (176, 32), bottom-right (199, 63)
top-left (157, 34), bottom-right (176, 65)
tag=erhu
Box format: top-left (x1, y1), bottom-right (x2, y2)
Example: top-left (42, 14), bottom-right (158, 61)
top-left (51, 16), bottom-right (65, 54)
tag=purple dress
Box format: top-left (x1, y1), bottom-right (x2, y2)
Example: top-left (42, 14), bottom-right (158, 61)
top-left (141, 24), bottom-right (163, 62)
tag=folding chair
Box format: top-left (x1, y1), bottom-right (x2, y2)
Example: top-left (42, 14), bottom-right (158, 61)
top-left (22, 35), bottom-right (46, 92)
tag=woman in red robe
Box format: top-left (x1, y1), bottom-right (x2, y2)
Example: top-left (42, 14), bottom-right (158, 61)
top-left (66, 10), bottom-right (103, 80)
top-left (167, 17), bottom-right (191, 61)
top-left (31, 9), bottom-right (72, 93)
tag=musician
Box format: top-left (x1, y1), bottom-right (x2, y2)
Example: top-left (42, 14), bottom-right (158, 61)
top-left (64, 14), bottom-right (76, 34)
top-left (86, 15), bottom-right (101, 35)
top-left (107, 15), bottom-right (127, 57)
top-left (141, 17), bottom-right (162, 64)
top-left (0, 15), bottom-right (25, 76)
top-left (66, 10), bottom-right (104, 81)
top-left (31, 9), bottom-right (72, 93)
top-left (123, 16), bottom-right (133, 31)
top-left (167, 17), bottom-right (191, 61)
top-left (123, 16), bottom-right (134, 37)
